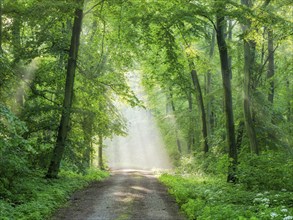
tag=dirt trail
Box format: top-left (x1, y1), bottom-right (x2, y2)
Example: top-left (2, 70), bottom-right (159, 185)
top-left (52, 170), bottom-right (185, 220)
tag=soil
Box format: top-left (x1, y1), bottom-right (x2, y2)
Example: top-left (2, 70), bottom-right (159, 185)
top-left (52, 170), bottom-right (185, 220)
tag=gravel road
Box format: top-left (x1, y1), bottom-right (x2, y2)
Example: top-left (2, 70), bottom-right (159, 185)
top-left (52, 170), bottom-right (185, 220)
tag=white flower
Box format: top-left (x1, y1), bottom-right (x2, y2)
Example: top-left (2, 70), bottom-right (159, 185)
top-left (261, 198), bottom-right (270, 204)
top-left (283, 216), bottom-right (293, 220)
top-left (253, 198), bottom-right (261, 203)
top-left (281, 209), bottom-right (288, 213)
top-left (281, 189), bottom-right (287, 192)
top-left (270, 212), bottom-right (278, 218)
top-left (256, 193), bottom-right (263, 197)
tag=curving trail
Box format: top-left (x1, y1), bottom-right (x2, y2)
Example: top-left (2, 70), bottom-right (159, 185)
top-left (52, 170), bottom-right (185, 220)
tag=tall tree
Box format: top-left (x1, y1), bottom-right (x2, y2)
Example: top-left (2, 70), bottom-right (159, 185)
top-left (46, 0), bottom-right (84, 178)
top-left (267, 29), bottom-right (275, 104)
top-left (206, 30), bottom-right (216, 138)
top-left (190, 69), bottom-right (209, 153)
top-left (215, 4), bottom-right (237, 183)
top-left (241, 0), bottom-right (259, 155)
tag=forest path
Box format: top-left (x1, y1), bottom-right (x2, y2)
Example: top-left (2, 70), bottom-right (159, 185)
top-left (52, 170), bottom-right (185, 220)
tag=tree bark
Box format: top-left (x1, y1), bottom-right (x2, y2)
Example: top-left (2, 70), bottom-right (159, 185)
top-left (82, 114), bottom-right (94, 168)
top-left (267, 29), bottom-right (275, 104)
top-left (98, 134), bottom-right (104, 170)
top-left (216, 12), bottom-right (237, 183)
top-left (168, 89), bottom-right (182, 154)
top-left (191, 69), bottom-right (209, 153)
top-left (206, 29), bottom-right (216, 138)
top-left (241, 0), bottom-right (259, 155)
top-left (187, 91), bottom-right (195, 153)
top-left (243, 39), bottom-right (259, 155)
top-left (46, 1), bottom-right (84, 178)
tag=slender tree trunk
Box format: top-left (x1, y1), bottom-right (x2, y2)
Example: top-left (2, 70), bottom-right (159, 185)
top-left (82, 114), bottom-right (93, 168)
top-left (98, 134), bottom-right (104, 170)
top-left (187, 91), bottom-right (195, 153)
top-left (191, 70), bottom-right (209, 153)
top-left (206, 29), bottom-right (215, 137)
top-left (46, 1), bottom-right (84, 178)
top-left (169, 89), bottom-right (182, 153)
top-left (228, 19), bottom-right (233, 79)
top-left (216, 11), bottom-right (237, 183)
top-left (241, 0), bottom-right (259, 155)
top-left (267, 29), bottom-right (275, 104)
top-left (243, 40), bottom-right (259, 154)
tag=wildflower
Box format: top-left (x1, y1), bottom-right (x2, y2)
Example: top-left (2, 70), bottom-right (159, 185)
top-left (283, 216), bottom-right (293, 220)
top-left (261, 198), bottom-right (270, 204)
top-left (253, 198), bottom-right (261, 203)
top-left (256, 193), bottom-right (263, 197)
top-left (270, 212), bottom-right (278, 218)
top-left (281, 209), bottom-right (288, 213)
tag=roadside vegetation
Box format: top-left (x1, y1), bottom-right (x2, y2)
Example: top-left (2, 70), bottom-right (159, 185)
top-left (159, 153), bottom-right (293, 220)
top-left (0, 169), bottom-right (108, 220)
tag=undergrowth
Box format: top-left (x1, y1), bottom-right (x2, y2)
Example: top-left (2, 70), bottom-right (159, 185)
top-left (159, 172), bottom-right (293, 220)
top-left (159, 150), bottom-right (293, 220)
top-left (0, 168), bottom-right (109, 220)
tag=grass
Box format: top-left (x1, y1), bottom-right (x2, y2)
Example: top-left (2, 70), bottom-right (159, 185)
top-left (0, 169), bottom-right (109, 220)
top-left (159, 173), bottom-right (293, 220)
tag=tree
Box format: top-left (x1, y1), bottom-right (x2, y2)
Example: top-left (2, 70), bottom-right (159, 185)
top-left (241, 0), bottom-right (259, 155)
top-left (215, 3), bottom-right (237, 182)
top-left (46, 0), bottom-right (84, 178)
top-left (190, 69), bottom-right (209, 153)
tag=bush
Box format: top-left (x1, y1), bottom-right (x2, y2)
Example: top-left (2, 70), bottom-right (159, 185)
top-left (238, 151), bottom-right (293, 191)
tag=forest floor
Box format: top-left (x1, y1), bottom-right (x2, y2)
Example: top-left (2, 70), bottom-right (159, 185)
top-left (52, 170), bottom-right (185, 220)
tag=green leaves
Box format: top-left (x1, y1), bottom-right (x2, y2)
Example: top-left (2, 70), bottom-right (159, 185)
top-left (160, 173), bottom-right (293, 220)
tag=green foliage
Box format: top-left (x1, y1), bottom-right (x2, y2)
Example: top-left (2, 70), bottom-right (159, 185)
top-left (0, 169), bottom-right (109, 220)
top-left (238, 151), bottom-right (293, 191)
top-left (159, 173), bottom-right (293, 220)
top-left (0, 104), bottom-right (32, 190)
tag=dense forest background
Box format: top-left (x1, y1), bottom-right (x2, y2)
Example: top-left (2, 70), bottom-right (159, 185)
top-left (0, 0), bottom-right (292, 219)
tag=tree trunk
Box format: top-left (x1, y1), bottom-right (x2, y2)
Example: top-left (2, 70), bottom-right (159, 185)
top-left (228, 19), bottom-right (233, 79)
top-left (241, 0), bottom-right (259, 155)
top-left (98, 134), bottom-right (104, 170)
top-left (187, 91), bottom-right (195, 153)
top-left (169, 89), bottom-right (182, 153)
top-left (46, 1), bottom-right (84, 178)
top-left (267, 29), bottom-right (275, 104)
top-left (191, 70), bottom-right (209, 153)
top-left (216, 12), bottom-right (237, 183)
top-left (206, 29), bottom-right (215, 138)
top-left (243, 39), bottom-right (259, 155)
top-left (82, 114), bottom-right (94, 168)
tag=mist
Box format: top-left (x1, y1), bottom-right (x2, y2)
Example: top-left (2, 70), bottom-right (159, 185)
top-left (105, 72), bottom-right (172, 171)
